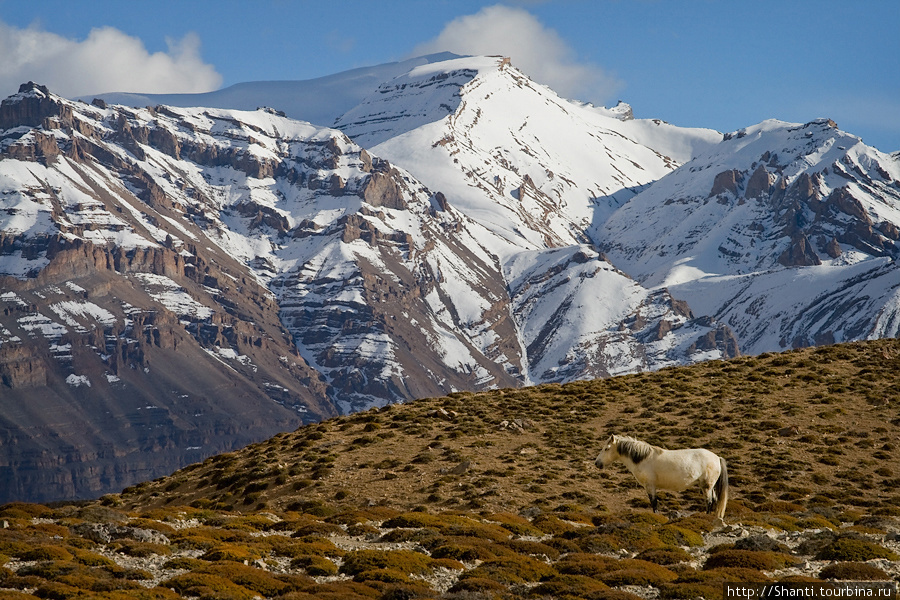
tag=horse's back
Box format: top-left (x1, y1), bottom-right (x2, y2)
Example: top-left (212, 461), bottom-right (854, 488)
top-left (651, 447), bottom-right (721, 491)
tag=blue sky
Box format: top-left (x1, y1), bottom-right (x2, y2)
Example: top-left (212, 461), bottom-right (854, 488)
top-left (1, 0), bottom-right (898, 152)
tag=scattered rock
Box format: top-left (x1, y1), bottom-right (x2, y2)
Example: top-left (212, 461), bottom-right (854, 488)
top-left (441, 460), bottom-right (472, 475)
top-left (498, 418), bottom-right (534, 432)
top-left (426, 408), bottom-right (458, 420)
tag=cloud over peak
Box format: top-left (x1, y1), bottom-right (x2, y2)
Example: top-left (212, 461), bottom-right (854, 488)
top-left (411, 4), bottom-right (621, 105)
top-left (0, 21), bottom-right (222, 99)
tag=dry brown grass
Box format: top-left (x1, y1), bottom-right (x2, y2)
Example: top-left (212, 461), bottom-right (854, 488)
top-left (117, 340), bottom-right (900, 518)
top-left (2, 340), bottom-right (899, 599)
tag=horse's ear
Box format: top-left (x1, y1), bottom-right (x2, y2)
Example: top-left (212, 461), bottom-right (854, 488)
top-left (608, 434), bottom-right (616, 444)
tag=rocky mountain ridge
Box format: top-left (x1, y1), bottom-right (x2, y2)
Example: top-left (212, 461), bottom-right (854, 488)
top-left (598, 118), bottom-right (900, 353)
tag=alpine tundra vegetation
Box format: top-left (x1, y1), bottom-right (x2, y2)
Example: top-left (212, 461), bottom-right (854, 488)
top-left (0, 341), bottom-right (899, 599)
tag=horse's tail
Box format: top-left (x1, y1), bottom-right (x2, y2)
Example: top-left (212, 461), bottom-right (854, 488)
top-left (714, 457), bottom-right (729, 520)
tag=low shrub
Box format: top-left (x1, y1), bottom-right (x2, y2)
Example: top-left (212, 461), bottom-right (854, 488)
top-left (447, 576), bottom-right (507, 594)
top-left (286, 580), bottom-right (382, 599)
top-left (339, 549), bottom-right (433, 577)
top-left (198, 562), bottom-right (302, 597)
top-left (636, 547), bottom-right (694, 565)
top-left (530, 574), bottom-right (609, 597)
top-left (704, 549), bottom-right (791, 571)
top-left (33, 580), bottom-right (83, 599)
top-left (382, 512), bottom-right (508, 541)
top-left (429, 536), bottom-right (513, 561)
top-left (659, 581), bottom-right (723, 600)
top-left (291, 521), bottom-right (345, 537)
top-left (352, 568), bottom-right (411, 584)
top-left (707, 567), bottom-right (773, 582)
top-left (670, 513), bottom-right (723, 533)
top-left (0, 503), bottom-right (55, 519)
top-left (70, 548), bottom-right (116, 567)
top-left (598, 560), bottom-right (679, 587)
top-left (163, 572), bottom-right (258, 600)
top-left (555, 553), bottom-right (620, 577)
top-left (502, 539), bottom-right (561, 560)
top-left (584, 590), bottom-right (646, 600)
top-left (815, 538), bottom-right (899, 561)
top-left (290, 555), bottom-right (339, 576)
top-left (127, 518), bottom-right (177, 535)
top-left (200, 543), bottom-right (259, 562)
top-left (658, 525), bottom-right (704, 547)
top-left (531, 514), bottom-right (579, 535)
top-left (20, 545), bottom-right (74, 562)
top-left (818, 562), bottom-right (890, 581)
top-left (484, 512), bottom-right (544, 537)
top-left (347, 523), bottom-right (380, 537)
top-left (458, 555), bottom-right (556, 585)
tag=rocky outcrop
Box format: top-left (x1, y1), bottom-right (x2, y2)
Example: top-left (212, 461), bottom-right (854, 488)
top-left (690, 321), bottom-right (741, 357)
top-left (745, 164), bottom-right (773, 199)
top-left (0, 344), bottom-right (47, 387)
top-left (0, 82), bottom-right (73, 130)
top-left (360, 166), bottom-right (408, 210)
top-left (709, 169), bottom-right (741, 197)
top-left (778, 233), bottom-right (821, 267)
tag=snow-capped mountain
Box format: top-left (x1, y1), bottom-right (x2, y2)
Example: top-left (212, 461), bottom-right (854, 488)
top-left (336, 56), bottom-right (722, 250)
top-left (4, 52), bottom-right (898, 503)
top-left (0, 63), bottom-right (736, 501)
top-left (598, 118), bottom-right (900, 353)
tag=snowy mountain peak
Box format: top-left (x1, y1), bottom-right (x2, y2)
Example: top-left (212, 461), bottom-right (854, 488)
top-left (337, 55), bottom-right (722, 254)
top-left (80, 53), bottom-right (466, 130)
top-left (599, 117), bottom-right (900, 353)
top-left (334, 55), bottom-right (505, 149)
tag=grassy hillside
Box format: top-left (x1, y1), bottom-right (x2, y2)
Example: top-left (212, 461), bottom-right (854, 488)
top-left (1, 340), bottom-right (899, 599)
top-left (122, 339), bottom-right (900, 516)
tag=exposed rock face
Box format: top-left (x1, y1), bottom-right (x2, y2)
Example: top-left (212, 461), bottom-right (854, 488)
top-left (745, 164), bottom-right (773, 199)
top-left (361, 170), bottom-right (407, 209)
top-left (0, 82), bottom-right (73, 130)
top-left (778, 233), bottom-right (822, 267)
top-left (709, 169), bottom-right (741, 197)
top-left (0, 85), bottom-right (344, 502)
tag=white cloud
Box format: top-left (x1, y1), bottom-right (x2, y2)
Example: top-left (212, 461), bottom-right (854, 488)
top-left (411, 4), bottom-right (622, 104)
top-left (0, 21), bottom-right (222, 99)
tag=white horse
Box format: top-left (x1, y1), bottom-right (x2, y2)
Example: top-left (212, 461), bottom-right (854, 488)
top-left (595, 434), bottom-right (729, 519)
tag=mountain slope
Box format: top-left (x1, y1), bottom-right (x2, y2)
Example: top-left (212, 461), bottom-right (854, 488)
top-left (119, 338), bottom-right (900, 519)
top-left (81, 53), bottom-right (463, 129)
top-left (2, 341), bottom-right (899, 600)
top-left (598, 118), bottom-right (900, 353)
top-left (0, 83), bottom-right (346, 502)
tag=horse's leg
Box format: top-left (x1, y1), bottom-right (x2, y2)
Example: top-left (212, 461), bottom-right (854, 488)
top-left (704, 477), bottom-right (716, 514)
top-left (646, 484), bottom-right (658, 513)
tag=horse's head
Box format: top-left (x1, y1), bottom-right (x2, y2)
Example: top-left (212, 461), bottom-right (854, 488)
top-left (595, 434), bottom-right (619, 469)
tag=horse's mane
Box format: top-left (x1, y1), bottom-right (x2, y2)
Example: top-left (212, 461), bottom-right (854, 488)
top-left (616, 436), bottom-right (662, 464)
